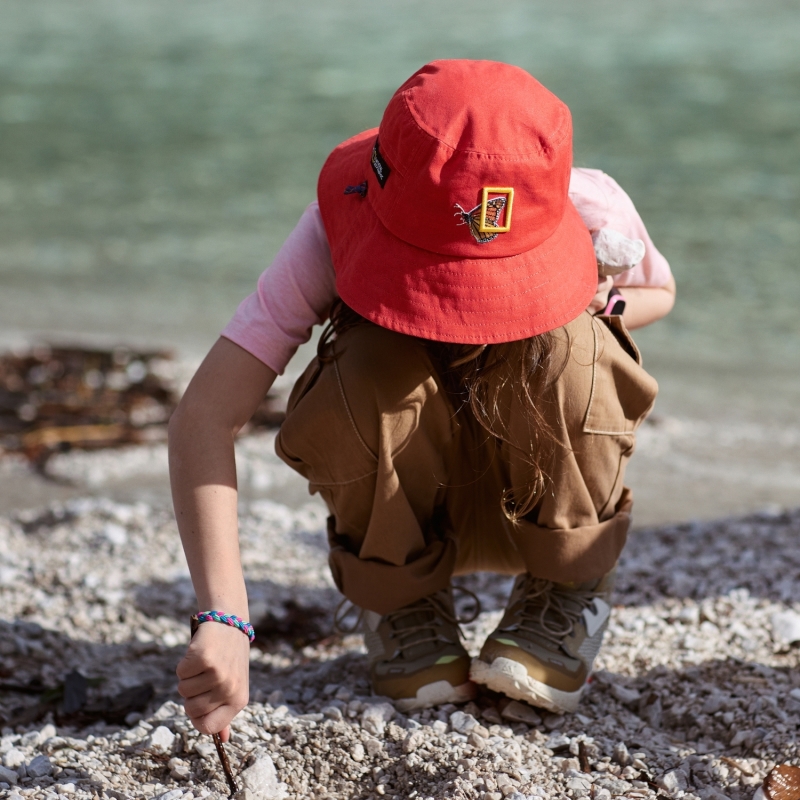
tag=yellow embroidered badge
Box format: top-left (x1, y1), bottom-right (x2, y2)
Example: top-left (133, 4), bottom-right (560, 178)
top-left (454, 187), bottom-right (514, 244)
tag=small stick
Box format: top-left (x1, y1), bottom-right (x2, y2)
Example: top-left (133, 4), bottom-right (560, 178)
top-left (213, 732), bottom-right (239, 797)
top-left (720, 756), bottom-right (755, 777)
top-left (578, 741), bottom-right (591, 773)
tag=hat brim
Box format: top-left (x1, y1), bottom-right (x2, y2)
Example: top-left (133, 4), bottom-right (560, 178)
top-left (318, 129), bottom-right (598, 344)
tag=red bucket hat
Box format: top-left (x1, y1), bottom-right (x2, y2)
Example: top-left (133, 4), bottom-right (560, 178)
top-left (317, 59), bottom-right (597, 344)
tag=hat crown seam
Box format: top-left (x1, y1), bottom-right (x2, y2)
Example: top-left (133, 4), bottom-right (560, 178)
top-left (400, 89), bottom-right (570, 161)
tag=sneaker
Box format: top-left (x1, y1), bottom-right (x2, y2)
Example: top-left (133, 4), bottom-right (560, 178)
top-left (470, 569), bottom-right (615, 714)
top-left (358, 588), bottom-right (477, 712)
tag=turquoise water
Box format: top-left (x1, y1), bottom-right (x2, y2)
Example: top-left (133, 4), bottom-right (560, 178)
top-left (1, 0), bottom-right (799, 418)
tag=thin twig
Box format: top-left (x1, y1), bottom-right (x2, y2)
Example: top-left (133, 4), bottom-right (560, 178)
top-left (720, 756), bottom-right (755, 777)
top-left (578, 740), bottom-right (591, 773)
top-left (213, 733), bottom-right (239, 797)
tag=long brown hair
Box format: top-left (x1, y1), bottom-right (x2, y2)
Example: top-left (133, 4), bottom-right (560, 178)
top-left (318, 299), bottom-right (562, 522)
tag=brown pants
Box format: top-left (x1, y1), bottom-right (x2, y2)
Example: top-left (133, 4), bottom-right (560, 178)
top-left (275, 312), bottom-right (658, 614)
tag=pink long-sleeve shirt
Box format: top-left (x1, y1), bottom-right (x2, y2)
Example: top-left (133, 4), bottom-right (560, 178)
top-left (222, 168), bottom-right (672, 375)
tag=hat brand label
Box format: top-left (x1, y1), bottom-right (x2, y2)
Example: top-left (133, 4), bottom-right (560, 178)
top-left (454, 187), bottom-right (514, 244)
top-left (370, 138), bottom-right (391, 188)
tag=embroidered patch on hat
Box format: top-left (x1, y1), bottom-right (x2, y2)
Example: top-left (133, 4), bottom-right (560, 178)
top-left (454, 188), bottom-right (514, 244)
top-left (370, 138), bottom-right (391, 188)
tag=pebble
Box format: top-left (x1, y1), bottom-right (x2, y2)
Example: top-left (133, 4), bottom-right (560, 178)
top-left (3, 748), bottom-right (26, 769)
top-left (146, 726), bottom-right (176, 753)
top-left (656, 769), bottom-right (689, 797)
top-left (360, 702), bottom-right (394, 736)
top-left (612, 741), bottom-right (631, 766)
top-left (26, 754), bottom-right (53, 779)
top-left (0, 763), bottom-right (18, 784)
top-left (771, 610), bottom-right (800, 644)
top-left (610, 683), bottom-right (641, 705)
top-left (467, 731), bottom-right (487, 750)
top-left (156, 791), bottom-right (184, 800)
top-left (566, 773), bottom-right (592, 794)
top-left (499, 700), bottom-right (542, 726)
top-left (350, 742), bottom-right (365, 762)
top-left (450, 710), bottom-right (480, 734)
top-left (402, 730), bottom-right (425, 754)
top-left (169, 757), bottom-right (191, 781)
top-left (237, 754), bottom-right (280, 800)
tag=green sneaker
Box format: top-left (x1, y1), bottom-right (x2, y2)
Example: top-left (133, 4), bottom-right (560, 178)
top-left (470, 570), bottom-right (615, 713)
top-left (360, 588), bottom-right (477, 712)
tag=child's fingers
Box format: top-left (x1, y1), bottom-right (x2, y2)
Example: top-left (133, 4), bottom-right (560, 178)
top-left (175, 649), bottom-right (211, 680)
top-left (597, 275), bottom-right (613, 293)
top-left (177, 671), bottom-right (217, 699)
top-left (184, 690), bottom-right (221, 720)
top-left (193, 705), bottom-right (241, 737)
top-left (183, 678), bottom-right (247, 712)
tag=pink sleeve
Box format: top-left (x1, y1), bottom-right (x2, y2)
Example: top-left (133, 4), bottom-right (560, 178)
top-left (569, 168), bottom-right (672, 288)
top-left (221, 201), bottom-right (338, 375)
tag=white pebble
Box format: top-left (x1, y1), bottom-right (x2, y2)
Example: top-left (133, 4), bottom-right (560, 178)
top-left (3, 748), bottom-right (26, 769)
top-left (156, 790), bottom-right (184, 800)
top-left (237, 754), bottom-right (280, 800)
top-left (360, 702), bottom-right (394, 737)
top-left (146, 726), bottom-right (176, 753)
top-left (103, 522), bottom-right (128, 547)
top-left (39, 724), bottom-right (57, 743)
top-left (350, 743), bottom-right (365, 762)
top-left (449, 710), bottom-right (479, 734)
top-left (772, 610), bottom-right (800, 644)
top-left (656, 769), bottom-right (689, 797)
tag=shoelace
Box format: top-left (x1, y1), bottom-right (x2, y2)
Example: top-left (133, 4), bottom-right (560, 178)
top-left (333, 587), bottom-right (481, 657)
top-left (385, 589), bottom-right (480, 657)
top-left (514, 576), bottom-right (601, 648)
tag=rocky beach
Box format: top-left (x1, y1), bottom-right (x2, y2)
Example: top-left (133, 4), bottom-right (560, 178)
top-left (3, 1), bottom-right (800, 797)
top-left (2, 431), bottom-right (800, 800)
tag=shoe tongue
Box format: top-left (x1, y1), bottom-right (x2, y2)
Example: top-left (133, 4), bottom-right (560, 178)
top-left (393, 608), bottom-right (433, 631)
top-left (391, 608), bottom-right (441, 661)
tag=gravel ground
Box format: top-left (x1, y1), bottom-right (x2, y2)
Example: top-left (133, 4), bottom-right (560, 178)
top-left (2, 439), bottom-right (800, 799)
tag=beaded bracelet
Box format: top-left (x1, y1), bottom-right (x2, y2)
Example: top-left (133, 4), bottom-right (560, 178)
top-left (192, 610), bottom-right (255, 643)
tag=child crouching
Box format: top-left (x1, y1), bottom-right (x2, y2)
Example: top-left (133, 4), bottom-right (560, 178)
top-left (169, 59), bottom-right (675, 738)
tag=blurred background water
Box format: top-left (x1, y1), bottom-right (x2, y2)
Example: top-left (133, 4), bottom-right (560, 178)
top-left (1, 0), bottom-right (799, 521)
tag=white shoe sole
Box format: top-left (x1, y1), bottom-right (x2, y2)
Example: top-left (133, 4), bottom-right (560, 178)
top-left (394, 679), bottom-right (477, 712)
top-left (470, 656), bottom-right (583, 714)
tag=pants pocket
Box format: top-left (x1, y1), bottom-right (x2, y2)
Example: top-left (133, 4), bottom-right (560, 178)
top-left (583, 316), bottom-right (659, 436)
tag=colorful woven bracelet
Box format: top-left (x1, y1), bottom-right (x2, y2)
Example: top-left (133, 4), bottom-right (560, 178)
top-left (193, 610), bottom-right (255, 643)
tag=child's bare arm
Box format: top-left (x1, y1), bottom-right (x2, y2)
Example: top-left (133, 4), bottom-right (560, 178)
top-left (589, 275), bottom-right (676, 330)
top-left (168, 337), bottom-right (277, 739)
top-left (616, 275), bottom-right (676, 329)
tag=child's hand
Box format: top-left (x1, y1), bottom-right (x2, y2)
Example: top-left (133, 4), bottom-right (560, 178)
top-left (587, 275), bottom-right (614, 314)
top-left (176, 622), bottom-right (250, 741)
